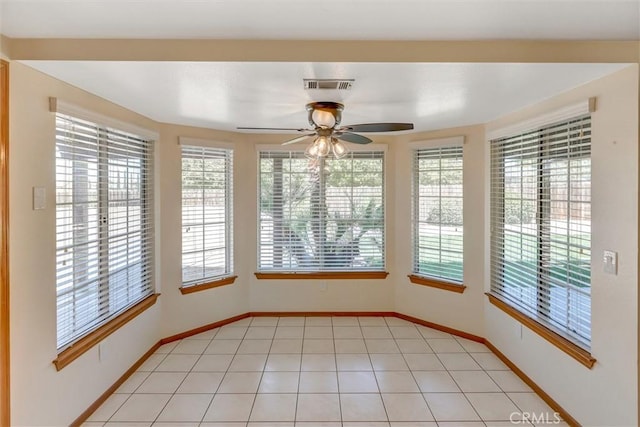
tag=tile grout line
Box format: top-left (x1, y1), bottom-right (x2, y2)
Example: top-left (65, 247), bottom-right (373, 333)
top-left (244, 316), bottom-right (276, 424)
top-left (102, 350), bottom-right (170, 424)
top-left (406, 319), bottom-right (487, 423)
top-left (387, 315), bottom-right (438, 424)
top-left (289, 315), bottom-right (303, 425)
top-left (122, 369), bottom-right (151, 395)
top-left (434, 342), bottom-right (485, 423)
top-left (178, 331), bottom-right (219, 423)
top-left (193, 326), bottom-right (226, 426)
top-left (199, 319), bottom-right (250, 425)
top-left (330, 316), bottom-right (344, 424)
top-left (359, 315), bottom-right (391, 424)
top-left (151, 327), bottom-right (218, 424)
top-left (460, 334), bottom-right (554, 424)
top-left (453, 335), bottom-right (543, 423)
top-left (116, 339), bottom-right (197, 424)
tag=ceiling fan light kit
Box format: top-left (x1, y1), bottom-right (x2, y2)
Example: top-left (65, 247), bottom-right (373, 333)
top-left (304, 136), bottom-right (349, 160)
top-left (239, 100), bottom-right (414, 160)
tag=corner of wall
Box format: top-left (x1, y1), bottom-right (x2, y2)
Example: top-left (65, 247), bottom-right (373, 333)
top-left (0, 35), bottom-right (12, 61)
top-left (391, 124), bottom-right (487, 338)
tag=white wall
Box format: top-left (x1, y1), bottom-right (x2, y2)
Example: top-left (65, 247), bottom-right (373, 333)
top-left (9, 62), bottom-right (163, 426)
top-left (7, 59), bottom-right (639, 426)
top-left (393, 125), bottom-right (487, 337)
top-left (484, 65), bottom-right (639, 426)
top-left (157, 124), bottom-right (250, 338)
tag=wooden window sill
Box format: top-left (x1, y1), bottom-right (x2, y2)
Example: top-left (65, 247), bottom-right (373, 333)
top-left (255, 271), bottom-right (389, 280)
top-left (408, 274), bottom-right (466, 293)
top-left (180, 275), bottom-right (237, 295)
top-left (53, 293), bottom-right (160, 371)
top-left (486, 293), bottom-right (596, 369)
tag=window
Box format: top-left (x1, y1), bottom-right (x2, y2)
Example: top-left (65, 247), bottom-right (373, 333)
top-left (412, 145), bottom-right (464, 283)
top-left (258, 150), bottom-right (385, 272)
top-left (55, 113), bottom-right (154, 350)
top-left (490, 115), bottom-right (591, 349)
top-left (181, 145), bottom-right (233, 286)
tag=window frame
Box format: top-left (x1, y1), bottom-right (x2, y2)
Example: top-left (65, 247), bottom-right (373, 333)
top-left (0, 59), bottom-right (9, 426)
top-left (179, 139), bottom-right (235, 293)
top-left (256, 144), bottom-right (388, 276)
top-left (51, 98), bottom-right (158, 364)
top-left (410, 137), bottom-right (465, 291)
top-left (488, 110), bottom-right (594, 365)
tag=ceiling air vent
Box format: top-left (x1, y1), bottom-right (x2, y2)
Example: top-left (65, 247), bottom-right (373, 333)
top-left (304, 79), bottom-right (354, 91)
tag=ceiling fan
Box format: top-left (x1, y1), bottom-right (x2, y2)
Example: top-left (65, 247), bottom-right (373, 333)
top-left (238, 101), bottom-right (414, 159)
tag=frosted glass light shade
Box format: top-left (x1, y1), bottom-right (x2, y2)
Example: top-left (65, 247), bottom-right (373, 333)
top-left (315, 136), bottom-right (331, 157)
top-left (311, 110), bottom-right (336, 128)
top-left (304, 140), bottom-right (320, 158)
top-left (331, 139), bottom-right (348, 159)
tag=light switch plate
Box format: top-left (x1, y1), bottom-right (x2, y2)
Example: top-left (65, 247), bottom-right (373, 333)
top-left (33, 186), bottom-right (46, 210)
top-left (603, 250), bottom-right (618, 275)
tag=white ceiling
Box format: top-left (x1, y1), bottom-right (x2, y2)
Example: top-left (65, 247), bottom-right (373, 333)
top-left (24, 61), bottom-right (629, 132)
top-left (2, 0), bottom-right (639, 40)
top-left (7, 0), bottom-right (637, 134)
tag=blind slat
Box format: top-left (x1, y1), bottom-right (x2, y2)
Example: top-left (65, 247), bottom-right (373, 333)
top-left (181, 145), bottom-right (233, 286)
top-left (412, 146), bottom-right (464, 283)
top-left (490, 115), bottom-right (591, 349)
top-left (258, 151), bottom-right (385, 271)
top-left (55, 113), bottom-right (154, 351)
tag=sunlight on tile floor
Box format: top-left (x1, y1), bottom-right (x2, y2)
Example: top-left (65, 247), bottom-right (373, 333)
top-left (83, 316), bottom-right (566, 427)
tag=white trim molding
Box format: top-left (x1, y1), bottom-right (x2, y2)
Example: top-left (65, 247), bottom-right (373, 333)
top-left (178, 137), bottom-right (234, 149)
top-left (409, 136), bottom-right (465, 149)
top-left (49, 97), bottom-right (159, 140)
top-left (487, 97), bottom-right (596, 141)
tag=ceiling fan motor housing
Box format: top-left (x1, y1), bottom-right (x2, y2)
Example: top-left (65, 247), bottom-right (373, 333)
top-left (306, 101), bottom-right (344, 128)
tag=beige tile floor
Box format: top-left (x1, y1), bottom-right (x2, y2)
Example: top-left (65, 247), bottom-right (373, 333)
top-left (83, 316), bottom-right (567, 427)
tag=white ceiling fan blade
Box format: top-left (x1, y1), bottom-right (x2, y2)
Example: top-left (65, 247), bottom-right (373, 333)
top-left (281, 133), bottom-right (315, 146)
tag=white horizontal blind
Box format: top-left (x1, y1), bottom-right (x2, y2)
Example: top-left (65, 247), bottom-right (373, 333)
top-left (413, 146), bottom-right (463, 282)
top-left (490, 115), bottom-right (591, 348)
top-left (181, 145), bottom-right (233, 286)
top-left (259, 151), bottom-right (385, 271)
top-left (56, 113), bottom-right (154, 350)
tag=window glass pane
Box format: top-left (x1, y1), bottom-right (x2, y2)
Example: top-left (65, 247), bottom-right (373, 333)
top-left (413, 146), bottom-right (464, 282)
top-left (258, 151), bottom-right (385, 271)
top-left (181, 146), bottom-right (233, 286)
top-left (490, 115), bottom-right (591, 348)
top-left (55, 114), bottom-right (154, 350)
